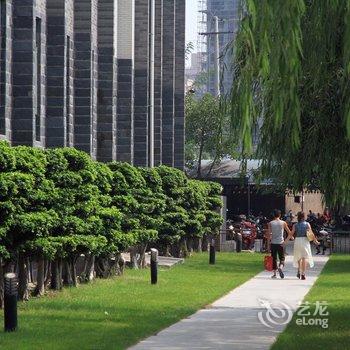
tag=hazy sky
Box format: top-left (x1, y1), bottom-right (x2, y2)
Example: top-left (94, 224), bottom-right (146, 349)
top-left (186, 1), bottom-right (198, 50)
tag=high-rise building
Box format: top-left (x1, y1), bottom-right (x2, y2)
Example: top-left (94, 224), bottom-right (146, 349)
top-left (0, 0), bottom-right (185, 169)
top-left (0, 0), bottom-right (13, 141)
top-left (185, 52), bottom-right (205, 92)
top-left (46, 0), bottom-right (74, 149)
top-left (205, 0), bottom-right (240, 95)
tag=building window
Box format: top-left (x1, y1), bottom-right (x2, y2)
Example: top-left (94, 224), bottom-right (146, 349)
top-left (35, 17), bottom-right (42, 142)
top-left (0, 2), bottom-right (6, 134)
top-left (66, 35), bottom-right (71, 144)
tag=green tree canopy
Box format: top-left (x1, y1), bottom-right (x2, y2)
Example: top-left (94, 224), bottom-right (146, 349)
top-left (186, 93), bottom-right (237, 177)
top-left (230, 0), bottom-right (350, 208)
top-left (0, 141), bottom-right (224, 303)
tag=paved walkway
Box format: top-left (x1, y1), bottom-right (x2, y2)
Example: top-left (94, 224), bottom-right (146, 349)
top-left (122, 253), bottom-right (184, 268)
top-left (130, 245), bottom-right (329, 350)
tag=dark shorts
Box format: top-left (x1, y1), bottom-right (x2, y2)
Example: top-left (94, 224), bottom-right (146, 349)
top-left (271, 243), bottom-right (285, 270)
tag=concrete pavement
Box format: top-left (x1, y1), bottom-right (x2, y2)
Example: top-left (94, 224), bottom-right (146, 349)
top-left (130, 245), bottom-right (329, 350)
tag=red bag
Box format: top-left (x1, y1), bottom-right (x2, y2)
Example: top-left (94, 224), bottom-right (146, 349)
top-left (264, 255), bottom-right (273, 271)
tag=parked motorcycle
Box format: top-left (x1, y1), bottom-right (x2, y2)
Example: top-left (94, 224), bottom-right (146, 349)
top-left (315, 226), bottom-right (332, 255)
top-left (226, 216), bottom-right (257, 250)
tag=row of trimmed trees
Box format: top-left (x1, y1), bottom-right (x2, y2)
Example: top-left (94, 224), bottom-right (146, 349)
top-left (0, 141), bottom-right (223, 306)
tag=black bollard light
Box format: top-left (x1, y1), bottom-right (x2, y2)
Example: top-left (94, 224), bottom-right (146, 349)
top-left (150, 248), bottom-right (158, 285)
top-left (209, 239), bottom-right (216, 265)
top-left (4, 273), bottom-right (18, 332)
top-left (236, 233), bottom-right (242, 253)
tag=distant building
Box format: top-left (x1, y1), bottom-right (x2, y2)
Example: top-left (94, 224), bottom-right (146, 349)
top-left (0, 0), bottom-right (186, 169)
top-left (205, 0), bottom-right (240, 95)
top-left (185, 52), bottom-right (204, 80)
top-left (188, 159), bottom-right (324, 218)
top-left (185, 51), bottom-right (206, 93)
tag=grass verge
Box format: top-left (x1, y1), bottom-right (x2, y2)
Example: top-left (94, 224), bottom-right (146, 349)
top-left (0, 252), bottom-right (262, 350)
top-left (272, 254), bottom-right (350, 350)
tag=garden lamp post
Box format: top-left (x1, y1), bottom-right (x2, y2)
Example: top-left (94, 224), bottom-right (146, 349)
top-left (4, 273), bottom-right (18, 332)
top-left (150, 248), bottom-right (158, 284)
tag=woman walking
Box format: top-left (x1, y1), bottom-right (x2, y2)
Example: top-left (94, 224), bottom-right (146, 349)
top-left (285, 211), bottom-right (319, 280)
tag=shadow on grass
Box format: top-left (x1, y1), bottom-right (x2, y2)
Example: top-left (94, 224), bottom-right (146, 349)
top-left (0, 253), bottom-right (263, 350)
top-left (271, 254), bottom-right (350, 350)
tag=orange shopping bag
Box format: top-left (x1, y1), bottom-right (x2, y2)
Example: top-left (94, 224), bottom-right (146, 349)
top-left (264, 255), bottom-right (273, 271)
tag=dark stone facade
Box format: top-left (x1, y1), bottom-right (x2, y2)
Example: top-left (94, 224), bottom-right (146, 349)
top-left (12, 0), bottom-right (47, 147)
top-left (153, 0), bottom-right (163, 166)
top-left (133, 0), bottom-right (150, 167)
top-left (174, 0), bottom-right (185, 169)
top-left (161, 0), bottom-right (175, 167)
top-left (97, 0), bottom-right (117, 162)
top-left (46, 0), bottom-right (74, 148)
top-left (74, 0), bottom-right (98, 159)
top-left (116, 58), bottom-right (134, 162)
top-left (0, 0), bottom-right (13, 141)
top-left (116, 0), bottom-right (135, 164)
top-left (1, 0), bottom-right (185, 169)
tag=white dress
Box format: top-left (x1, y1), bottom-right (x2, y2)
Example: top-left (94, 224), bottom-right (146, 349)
top-left (293, 223), bottom-right (314, 268)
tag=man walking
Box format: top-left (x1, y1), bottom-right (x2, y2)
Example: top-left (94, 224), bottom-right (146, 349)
top-left (268, 209), bottom-right (292, 279)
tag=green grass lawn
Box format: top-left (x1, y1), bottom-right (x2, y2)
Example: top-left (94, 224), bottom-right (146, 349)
top-left (272, 254), bottom-right (350, 350)
top-left (0, 252), bottom-right (262, 350)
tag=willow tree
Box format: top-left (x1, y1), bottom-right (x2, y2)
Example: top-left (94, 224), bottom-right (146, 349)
top-left (230, 0), bottom-right (350, 209)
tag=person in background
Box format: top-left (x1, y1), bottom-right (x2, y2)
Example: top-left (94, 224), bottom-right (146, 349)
top-left (308, 210), bottom-right (316, 220)
top-left (285, 211), bottom-right (294, 230)
top-left (323, 207), bottom-right (331, 224)
top-left (267, 209), bottom-right (292, 279)
top-left (316, 212), bottom-right (324, 225)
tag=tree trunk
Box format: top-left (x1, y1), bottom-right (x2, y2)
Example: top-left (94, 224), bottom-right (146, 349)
top-left (44, 260), bottom-right (51, 289)
top-left (71, 257), bottom-right (78, 287)
top-left (117, 254), bottom-right (125, 275)
top-left (0, 258), bottom-right (4, 309)
top-left (180, 238), bottom-right (189, 258)
top-left (137, 244), bottom-right (147, 269)
top-left (129, 247), bottom-right (139, 269)
top-left (165, 245), bottom-right (172, 257)
top-left (34, 257), bottom-right (45, 296)
top-left (28, 258), bottom-right (34, 284)
top-left (81, 255), bottom-right (95, 282)
top-left (195, 237), bottom-right (203, 252)
top-left (171, 242), bottom-right (181, 258)
top-left (63, 260), bottom-right (74, 287)
top-left (51, 258), bottom-right (62, 290)
top-left (207, 153), bottom-right (219, 178)
top-left (86, 255), bottom-right (95, 281)
top-left (95, 257), bottom-right (111, 278)
top-left (108, 256), bottom-right (118, 277)
top-left (202, 234), bottom-right (209, 252)
top-left (18, 254), bottom-right (29, 301)
top-left (187, 237), bottom-right (194, 255)
top-left (197, 132), bottom-right (205, 178)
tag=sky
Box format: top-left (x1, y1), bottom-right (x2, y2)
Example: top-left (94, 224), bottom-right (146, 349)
top-left (186, 1), bottom-right (199, 66)
top-left (186, 1), bottom-right (198, 51)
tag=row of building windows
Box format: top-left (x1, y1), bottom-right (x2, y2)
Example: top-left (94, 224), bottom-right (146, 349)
top-left (0, 0), bottom-right (185, 169)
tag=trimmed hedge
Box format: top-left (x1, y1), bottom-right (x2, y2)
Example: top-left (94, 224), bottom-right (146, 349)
top-left (0, 141), bottom-right (223, 303)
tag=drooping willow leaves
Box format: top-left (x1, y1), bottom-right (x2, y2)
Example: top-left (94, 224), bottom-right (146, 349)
top-left (230, 0), bottom-right (350, 208)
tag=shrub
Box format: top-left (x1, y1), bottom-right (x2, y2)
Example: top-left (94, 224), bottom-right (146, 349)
top-left (0, 144), bottom-right (223, 303)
